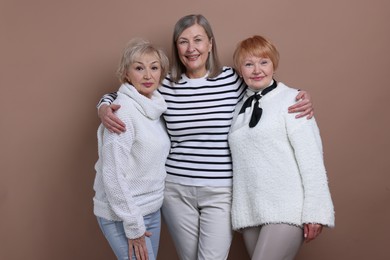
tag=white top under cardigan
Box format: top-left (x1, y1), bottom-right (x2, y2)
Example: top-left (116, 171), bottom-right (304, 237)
top-left (93, 83), bottom-right (170, 239)
top-left (228, 82), bottom-right (335, 230)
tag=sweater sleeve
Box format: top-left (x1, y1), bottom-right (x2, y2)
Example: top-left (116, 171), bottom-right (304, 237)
top-left (100, 123), bottom-right (146, 239)
top-left (96, 92), bottom-right (118, 109)
top-left (286, 116), bottom-right (335, 227)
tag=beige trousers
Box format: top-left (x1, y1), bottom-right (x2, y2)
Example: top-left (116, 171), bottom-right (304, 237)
top-left (162, 182), bottom-right (233, 260)
top-left (243, 224), bottom-right (304, 260)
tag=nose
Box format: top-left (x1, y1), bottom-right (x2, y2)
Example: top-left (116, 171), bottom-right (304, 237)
top-left (253, 64), bottom-right (261, 74)
top-left (144, 69), bottom-right (151, 79)
top-left (187, 41), bottom-right (195, 52)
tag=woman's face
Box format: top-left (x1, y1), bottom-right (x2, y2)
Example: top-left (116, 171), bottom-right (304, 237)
top-left (240, 56), bottom-right (274, 90)
top-left (176, 24), bottom-right (212, 78)
top-left (126, 52), bottom-right (162, 98)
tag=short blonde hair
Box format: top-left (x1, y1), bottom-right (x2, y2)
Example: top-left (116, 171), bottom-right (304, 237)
top-left (233, 35), bottom-right (279, 75)
top-left (117, 38), bottom-right (169, 84)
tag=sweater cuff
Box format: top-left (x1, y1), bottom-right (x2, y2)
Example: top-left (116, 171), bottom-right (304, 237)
top-left (123, 215), bottom-right (146, 239)
top-left (96, 101), bottom-right (110, 110)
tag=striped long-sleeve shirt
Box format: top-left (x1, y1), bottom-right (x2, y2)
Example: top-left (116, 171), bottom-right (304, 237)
top-left (98, 67), bottom-right (246, 187)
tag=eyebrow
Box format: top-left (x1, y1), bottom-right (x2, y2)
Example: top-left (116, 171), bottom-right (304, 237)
top-left (178, 34), bottom-right (205, 40)
top-left (133, 60), bottom-right (160, 65)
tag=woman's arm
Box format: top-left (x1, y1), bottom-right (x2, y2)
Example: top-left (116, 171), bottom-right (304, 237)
top-left (100, 121), bottom-right (146, 240)
top-left (286, 116), bottom-right (335, 228)
top-left (99, 104), bottom-right (126, 134)
top-left (97, 92), bottom-right (118, 108)
top-left (97, 92), bottom-right (126, 134)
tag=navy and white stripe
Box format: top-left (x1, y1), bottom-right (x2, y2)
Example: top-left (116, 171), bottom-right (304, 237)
top-left (160, 67), bottom-right (245, 186)
top-left (98, 67), bottom-right (246, 187)
top-left (97, 92), bottom-right (118, 108)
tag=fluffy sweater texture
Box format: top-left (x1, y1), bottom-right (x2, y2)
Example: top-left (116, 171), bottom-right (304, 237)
top-left (93, 83), bottom-right (170, 239)
top-left (228, 82), bottom-right (335, 230)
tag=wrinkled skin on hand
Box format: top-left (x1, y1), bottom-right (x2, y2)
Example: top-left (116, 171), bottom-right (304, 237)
top-left (128, 231), bottom-right (152, 260)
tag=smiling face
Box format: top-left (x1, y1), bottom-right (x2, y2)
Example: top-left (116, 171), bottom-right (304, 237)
top-left (176, 23), bottom-right (212, 78)
top-left (240, 56), bottom-right (274, 90)
top-left (233, 36), bottom-right (280, 90)
top-left (126, 52), bottom-right (162, 98)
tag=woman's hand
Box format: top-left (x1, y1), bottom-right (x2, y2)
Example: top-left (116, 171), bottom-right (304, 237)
top-left (98, 104), bottom-right (126, 134)
top-left (303, 223), bottom-right (323, 243)
top-left (288, 90), bottom-right (314, 119)
top-left (128, 232), bottom-right (152, 260)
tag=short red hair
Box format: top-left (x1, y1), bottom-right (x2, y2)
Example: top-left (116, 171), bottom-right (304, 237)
top-left (233, 35), bottom-right (280, 75)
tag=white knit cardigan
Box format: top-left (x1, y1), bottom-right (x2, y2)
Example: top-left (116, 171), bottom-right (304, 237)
top-left (93, 83), bottom-right (170, 239)
top-left (228, 82), bottom-right (335, 230)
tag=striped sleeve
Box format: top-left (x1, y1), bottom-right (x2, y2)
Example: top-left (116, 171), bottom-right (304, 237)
top-left (96, 92), bottom-right (118, 108)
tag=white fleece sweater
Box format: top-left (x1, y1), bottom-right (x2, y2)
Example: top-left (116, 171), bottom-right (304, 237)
top-left (93, 83), bottom-right (170, 239)
top-left (228, 82), bottom-right (334, 230)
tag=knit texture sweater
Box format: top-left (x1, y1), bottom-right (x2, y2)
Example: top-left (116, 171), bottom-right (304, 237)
top-left (98, 67), bottom-right (246, 187)
top-left (93, 83), bottom-right (170, 239)
top-left (228, 82), bottom-right (335, 230)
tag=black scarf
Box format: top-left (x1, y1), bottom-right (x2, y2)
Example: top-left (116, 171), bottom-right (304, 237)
top-left (238, 80), bottom-right (277, 128)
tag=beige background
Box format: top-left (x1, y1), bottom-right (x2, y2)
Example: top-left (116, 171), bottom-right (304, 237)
top-left (1, 0), bottom-right (389, 259)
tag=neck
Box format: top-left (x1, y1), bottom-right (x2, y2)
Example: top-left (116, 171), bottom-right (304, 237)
top-left (248, 79), bottom-right (275, 93)
top-left (185, 69), bottom-right (208, 79)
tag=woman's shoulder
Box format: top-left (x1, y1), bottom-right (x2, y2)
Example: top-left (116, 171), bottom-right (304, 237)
top-left (275, 82), bottom-right (301, 100)
top-left (266, 82), bottom-right (302, 114)
top-left (277, 81), bottom-right (297, 92)
top-left (113, 95), bottom-right (137, 119)
top-left (113, 87), bottom-right (140, 115)
top-left (205, 66), bottom-right (242, 88)
top-left (215, 66), bottom-right (239, 78)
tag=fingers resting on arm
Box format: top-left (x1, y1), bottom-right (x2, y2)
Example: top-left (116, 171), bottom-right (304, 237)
top-left (288, 90), bottom-right (314, 119)
top-left (98, 104), bottom-right (126, 134)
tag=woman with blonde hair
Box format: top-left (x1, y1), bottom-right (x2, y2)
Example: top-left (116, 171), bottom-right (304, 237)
top-left (93, 38), bottom-right (170, 260)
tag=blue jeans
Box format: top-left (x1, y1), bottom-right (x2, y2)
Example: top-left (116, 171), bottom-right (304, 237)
top-left (97, 210), bottom-right (161, 260)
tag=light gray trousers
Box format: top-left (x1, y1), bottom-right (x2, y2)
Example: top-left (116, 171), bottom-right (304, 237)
top-left (242, 224), bottom-right (304, 260)
top-left (162, 182), bottom-right (233, 260)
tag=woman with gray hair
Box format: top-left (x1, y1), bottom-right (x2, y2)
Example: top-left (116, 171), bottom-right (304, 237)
top-left (93, 38), bottom-right (170, 260)
top-left (97, 15), bottom-right (314, 260)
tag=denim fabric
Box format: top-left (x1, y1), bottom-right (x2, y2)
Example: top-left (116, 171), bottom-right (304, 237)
top-left (97, 210), bottom-right (161, 260)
